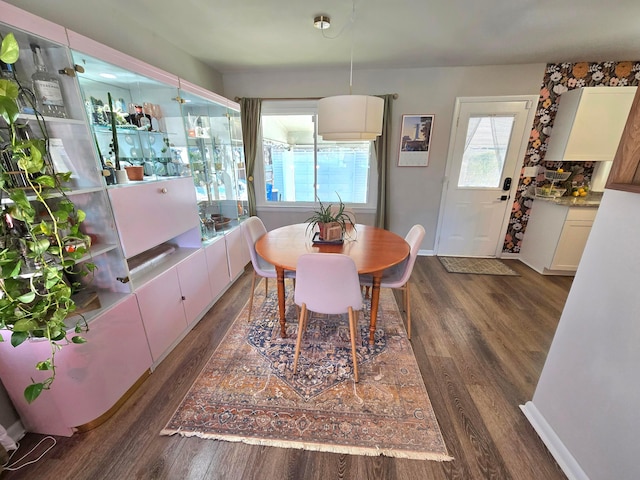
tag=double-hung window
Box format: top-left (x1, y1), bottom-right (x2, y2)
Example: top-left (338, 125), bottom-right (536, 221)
top-left (259, 101), bottom-right (376, 207)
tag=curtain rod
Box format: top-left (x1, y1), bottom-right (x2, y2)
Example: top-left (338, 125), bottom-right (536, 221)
top-left (234, 93), bottom-right (399, 102)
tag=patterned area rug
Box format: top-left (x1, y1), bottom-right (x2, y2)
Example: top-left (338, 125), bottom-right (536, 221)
top-left (438, 256), bottom-right (519, 276)
top-left (161, 280), bottom-right (452, 461)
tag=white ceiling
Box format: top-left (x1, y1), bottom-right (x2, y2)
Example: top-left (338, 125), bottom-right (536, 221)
top-left (7, 0), bottom-right (640, 75)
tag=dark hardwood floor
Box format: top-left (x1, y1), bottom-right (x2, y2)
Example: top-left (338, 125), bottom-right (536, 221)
top-left (2, 257), bottom-right (572, 480)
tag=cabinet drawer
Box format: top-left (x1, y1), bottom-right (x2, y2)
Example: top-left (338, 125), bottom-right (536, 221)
top-left (566, 207), bottom-right (597, 222)
top-left (109, 177), bottom-right (199, 258)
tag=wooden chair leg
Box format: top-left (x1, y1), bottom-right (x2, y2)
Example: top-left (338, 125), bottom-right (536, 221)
top-left (293, 304), bottom-right (307, 374)
top-left (247, 271), bottom-right (258, 322)
top-left (348, 307), bottom-right (359, 383)
top-left (264, 277), bottom-right (269, 297)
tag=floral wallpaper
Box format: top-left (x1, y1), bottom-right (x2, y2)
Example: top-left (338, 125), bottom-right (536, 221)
top-left (503, 61), bottom-right (640, 254)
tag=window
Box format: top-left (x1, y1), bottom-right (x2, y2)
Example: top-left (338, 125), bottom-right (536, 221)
top-left (260, 101), bottom-right (376, 206)
top-left (458, 115), bottom-right (515, 188)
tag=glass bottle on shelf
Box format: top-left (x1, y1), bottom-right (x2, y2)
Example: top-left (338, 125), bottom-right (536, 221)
top-left (30, 43), bottom-right (67, 118)
top-left (0, 61), bottom-right (32, 114)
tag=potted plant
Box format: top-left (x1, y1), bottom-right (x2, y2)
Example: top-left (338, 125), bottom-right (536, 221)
top-left (0, 33), bottom-right (94, 403)
top-left (305, 194), bottom-right (355, 241)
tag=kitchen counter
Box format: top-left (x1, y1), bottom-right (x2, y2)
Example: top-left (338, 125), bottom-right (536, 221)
top-left (525, 191), bottom-right (603, 208)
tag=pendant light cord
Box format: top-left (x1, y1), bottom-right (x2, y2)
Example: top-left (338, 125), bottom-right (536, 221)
top-left (349, 0), bottom-right (356, 94)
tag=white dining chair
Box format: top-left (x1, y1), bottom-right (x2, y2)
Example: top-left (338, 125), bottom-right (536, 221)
top-left (292, 253), bottom-right (362, 382)
top-left (242, 216), bottom-right (295, 322)
top-left (360, 224), bottom-right (425, 339)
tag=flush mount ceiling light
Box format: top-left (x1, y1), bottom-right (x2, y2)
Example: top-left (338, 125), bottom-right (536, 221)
top-left (316, 2), bottom-right (383, 141)
top-left (313, 15), bottom-right (331, 30)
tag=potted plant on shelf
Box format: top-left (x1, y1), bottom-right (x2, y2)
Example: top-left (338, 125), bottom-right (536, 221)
top-left (0, 33), bottom-right (95, 403)
top-left (305, 194), bottom-right (355, 241)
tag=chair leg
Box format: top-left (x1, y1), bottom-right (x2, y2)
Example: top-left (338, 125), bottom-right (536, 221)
top-left (247, 271), bottom-right (258, 322)
top-left (292, 304), bottom-right (307, 374)
top-left (348, 307), bottom-right (359, 383)
top-left (264, 277), bottom-right (269, 297)
top-left (405, 283), bottom-right (411, 340)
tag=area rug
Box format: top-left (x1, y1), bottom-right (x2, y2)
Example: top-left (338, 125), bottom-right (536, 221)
top-left (161, 279), bottom-right (452, 461)
top-left (438, 256), bottom-right (519, 276)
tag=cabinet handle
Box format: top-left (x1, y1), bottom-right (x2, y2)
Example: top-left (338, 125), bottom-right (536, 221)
top-left (160, 188), bottom-right (168, 194)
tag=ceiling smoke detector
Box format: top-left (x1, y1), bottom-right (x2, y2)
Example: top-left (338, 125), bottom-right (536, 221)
top-left (313, 15), bottom-right (331, 30)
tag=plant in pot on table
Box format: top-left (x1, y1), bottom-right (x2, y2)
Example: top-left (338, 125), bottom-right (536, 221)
top-left (305, 194), bottom-right (355, 242)
top-left (0, 33), bottom-right (95, 403)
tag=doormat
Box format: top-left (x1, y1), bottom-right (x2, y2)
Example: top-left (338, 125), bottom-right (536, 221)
top-left (438, 256), bottom-right (519, 276)
top-left (161, 280), bottom-right (452, 461)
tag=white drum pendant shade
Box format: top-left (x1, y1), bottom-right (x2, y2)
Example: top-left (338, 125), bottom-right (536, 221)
top-left (317, 95), bottom-right (384, 141)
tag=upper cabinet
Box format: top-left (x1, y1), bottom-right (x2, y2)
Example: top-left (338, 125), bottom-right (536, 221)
top-left (545, 87), bottom-right (637, 162)
top-left (0, 20), bottom-right (130, 306)
top-left (177, 80), bottom-right (248, 243)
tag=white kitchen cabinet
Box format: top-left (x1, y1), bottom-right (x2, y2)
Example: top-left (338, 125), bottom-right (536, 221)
top-left (519, 200), bottom-right (598, 275)
top-left (545, 86), bottom-right (636, 162)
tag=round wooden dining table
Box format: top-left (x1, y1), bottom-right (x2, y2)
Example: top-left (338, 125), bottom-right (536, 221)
top-left (255, 223), bottom-right (410, 344)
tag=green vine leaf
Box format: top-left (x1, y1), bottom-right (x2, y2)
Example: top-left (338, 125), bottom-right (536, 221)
top-left (10, 331), bottom-right (28, 347)
top-left (24, 383), bottom-right (44, 404)
top-left (16, 291), bottom-right (36, 303)
top-left (0, 33), bottom-right (19, 64)
top-left (36, 360), bottom-right (52, 370)
top-left (0, 94), bottom-right (19, 124)
top-left (71, 336), bottom-right (87, 344)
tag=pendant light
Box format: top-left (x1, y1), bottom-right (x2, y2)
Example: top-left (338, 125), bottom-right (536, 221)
top-left (316, 2), bottom-right (384, 141)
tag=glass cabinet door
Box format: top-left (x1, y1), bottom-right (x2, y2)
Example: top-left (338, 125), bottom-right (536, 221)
top-left (177, 88), bottom-right (246, 241)
top-left (0, 23), bottom-right (130, 301)
top-left (70, 50), bottom-right (190, 185)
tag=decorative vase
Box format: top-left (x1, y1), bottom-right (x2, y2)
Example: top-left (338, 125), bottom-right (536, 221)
top-left (115, 169), bottom-right (128, 184)
top-left (124, 165), bottom-right (144, 181)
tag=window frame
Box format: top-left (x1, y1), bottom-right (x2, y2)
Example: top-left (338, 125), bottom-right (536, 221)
top-left (255, 100), bottom-right (378, 210)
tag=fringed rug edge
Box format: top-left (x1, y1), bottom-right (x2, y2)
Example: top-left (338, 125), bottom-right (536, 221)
top-left (160, 428), bottom-right (453, 462)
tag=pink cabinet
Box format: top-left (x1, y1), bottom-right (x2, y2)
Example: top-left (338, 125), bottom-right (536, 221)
top-left (135, 267), bottom-right (187, 362)
top-left (176, 249), bottom-right (212, 326)
top-left (0, 295), bottom-right (152, 436)
top-left (225, 225), bottom-right (250, 280)
top-left (205, 236), bottom-right (231, 301)
top-left (108, 177), bottom-right (200, 258)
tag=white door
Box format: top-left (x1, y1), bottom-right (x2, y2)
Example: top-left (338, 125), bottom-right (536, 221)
top-left (437, 97), bottom-right (537, 257)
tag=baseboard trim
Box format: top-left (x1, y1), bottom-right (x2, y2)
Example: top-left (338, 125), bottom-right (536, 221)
top-left (520, 401), bottom-right (589, 480)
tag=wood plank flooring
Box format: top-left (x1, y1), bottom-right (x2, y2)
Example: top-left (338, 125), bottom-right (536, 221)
top-left (2, 257), bottom-right (572, 480)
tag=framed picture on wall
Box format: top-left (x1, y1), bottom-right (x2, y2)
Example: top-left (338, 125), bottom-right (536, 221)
top-left (398, 114), bottom-right (434, 167)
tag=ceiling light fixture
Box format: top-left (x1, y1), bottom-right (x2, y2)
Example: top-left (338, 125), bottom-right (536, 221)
top-left (313, 15), bottom-right (331, 30)
top-left (316, 2), bottom-right (383, 141)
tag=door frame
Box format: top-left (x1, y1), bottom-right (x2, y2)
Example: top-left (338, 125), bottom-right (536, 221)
top-left (434, 95), bottom-right (538, 257)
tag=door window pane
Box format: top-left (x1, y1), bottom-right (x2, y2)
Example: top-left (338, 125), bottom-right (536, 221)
top-left (458, 116), bottom-right (515, 188)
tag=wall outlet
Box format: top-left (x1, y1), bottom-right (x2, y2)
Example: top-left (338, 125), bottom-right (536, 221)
top-left (523, 166), bottom-right (538, 177)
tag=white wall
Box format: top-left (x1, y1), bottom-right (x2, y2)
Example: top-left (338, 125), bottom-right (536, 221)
top-left (223, 64), bottom-right (545, 246)
top-left (3, 0), bottom-right (224, 94)
top-left (526, 188), bottom-right (640, 480)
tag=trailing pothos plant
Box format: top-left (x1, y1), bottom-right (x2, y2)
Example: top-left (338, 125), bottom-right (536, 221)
top-left (0, 33), bottom-right (95, 403)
